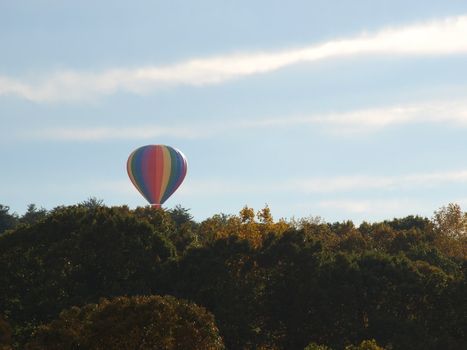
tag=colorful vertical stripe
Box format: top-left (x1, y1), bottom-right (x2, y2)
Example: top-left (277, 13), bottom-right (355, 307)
top-left (127, 145), bottom-right (188, 207)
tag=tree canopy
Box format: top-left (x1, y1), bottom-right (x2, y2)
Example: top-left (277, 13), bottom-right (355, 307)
top-left (26, 295), bottom-right (224, 350)
top-left (0, 202), bottom-right (465, 349)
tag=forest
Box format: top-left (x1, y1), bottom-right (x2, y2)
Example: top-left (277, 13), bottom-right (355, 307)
top-left (0, 200), bottom-right (465, 350)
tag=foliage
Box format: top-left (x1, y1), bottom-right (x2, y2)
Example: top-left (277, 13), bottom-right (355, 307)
top-left (19, 204), bottom-right (47, 226)
top-left (158, 236), bottom-right (264, 349)
top-left (78, 197), bottom-right (105, 209)
top-left (304, 343), bottom-right (332, 350)
top-left (432, 203), bottom-right (467, 259)
top-left (344, 339), bottom-right (385, 350)
top-left (0, 205), bottom-right (18, 235)
top-left (0, 202), bottom-right (465, 349)
top-left (132, 205), bottom-right (195, 254)
top-left (0, 205), bottom-right (174, 345)
top-left (0, 203), bottom-right (49, 235)
top-left (26, 295), bottom-right (224, 350)
top-left (199, 205), bottom-right (290, 248)
top-left (167, 205), bottom-right (200, 252)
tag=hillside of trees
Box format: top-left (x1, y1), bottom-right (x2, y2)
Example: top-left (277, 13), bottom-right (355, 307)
top-left (0, 201), bottom-right (465, 349)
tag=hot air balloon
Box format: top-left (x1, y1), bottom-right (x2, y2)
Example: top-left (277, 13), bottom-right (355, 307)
top-left (127, 145), bottom-right (187, 208)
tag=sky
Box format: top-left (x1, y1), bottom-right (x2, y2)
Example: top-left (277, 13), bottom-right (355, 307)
top-left (1, 0), bottom-right (467, 223)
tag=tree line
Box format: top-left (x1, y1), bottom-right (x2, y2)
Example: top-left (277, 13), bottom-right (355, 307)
top-left (0, 200), bottom-right (465, 349)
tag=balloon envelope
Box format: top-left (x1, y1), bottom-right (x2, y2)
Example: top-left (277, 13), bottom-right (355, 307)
top-left (127, 145), bottom-right (187, 207)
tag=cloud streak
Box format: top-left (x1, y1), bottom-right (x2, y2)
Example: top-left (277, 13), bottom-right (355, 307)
top-left (1, 15), bottom-right (467, 102)
top-left (289, 169), bottom-right (467, 194)
top-left (21, 126), bottom-right (205, 141)
top-left (317, 198), bottom-right (419, 214)
top-left (18, 98), bottom-right (467, 141)
top-left (176, 169), bottom-right (467, 197)
top-left (240, 99), bottom-right (467, 134)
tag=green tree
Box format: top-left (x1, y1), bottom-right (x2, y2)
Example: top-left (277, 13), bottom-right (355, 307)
top-left (259, 230), bottom-right (328, 349)
top-left (384, 215), bottom-right (432, 232)
top-left (26, 295), bottom-right (224, 350)
top-left (159, 236), bottom-right (265, 349)
top-left (0, 205), bottom-right (18, 235)
top-left (133, 206), bottom-right (186, 252)
top-left (79, 197), bottom-right (105, 209)
top-left (0, 205), bottom-right (174, 346)
top-left (2, 203), bottom-right (465, 349)
top-left (258, 229), bottom-right (461, 350)
top-left (169, 205), bottom-right (194, 227)
top-left (167, 205), bottom-right (199, 253)
top-left (19, 204), bottom-right (47, 226)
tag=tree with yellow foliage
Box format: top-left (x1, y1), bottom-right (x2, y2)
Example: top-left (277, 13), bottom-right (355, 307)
top-left (432, 203), bottom-right (467, 258)
top-left (199, 205), bottom-right (290, 248)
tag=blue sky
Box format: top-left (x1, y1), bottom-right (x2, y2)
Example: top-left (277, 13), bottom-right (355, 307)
top-left (2, 1), bottom-right (467, 222)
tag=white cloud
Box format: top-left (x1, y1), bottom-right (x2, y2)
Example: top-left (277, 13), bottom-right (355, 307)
top-left (175, 169), bottom-right (467, 197)
top-left (19, 98), bottom-right (467, 141)
top-left (320, 101), bottom-right (467, 133)
top-left (241, 99), bottom-right (467, 134)
top-left (291, 169), bottom-right (467, 194)
top-left (1, 15), bottom-right (467, 102)
top-left (20, 125), bottom-right (207, 141)
top-left (317, 198), bottom-right (418, 214)
top-left (16, 172), bottom-right (462, 218)
top-left (177, 179), bottom-right (259, 197)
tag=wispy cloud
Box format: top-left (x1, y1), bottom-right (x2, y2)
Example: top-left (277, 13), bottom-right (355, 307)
top-left (291, 169), bottom-right (467, 194)
top-left (1, 15), bottom-right (467, 102)
top-left (176, 169), bottom-right (467, 197)
top-left (177, 179), bottom-right (271, 197)
top-left (317, 198), bottom-right (419, 214)
top-left (318, 199), bottom-right (410, 213)
top-left (21, 126), bottom-right (205, 141)
top-left (240, 99), bottom-right (467, 134)
top-left (24, 172), bottom-right (462, 217)
top-left (18, 98), bottom-right (467, 141)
